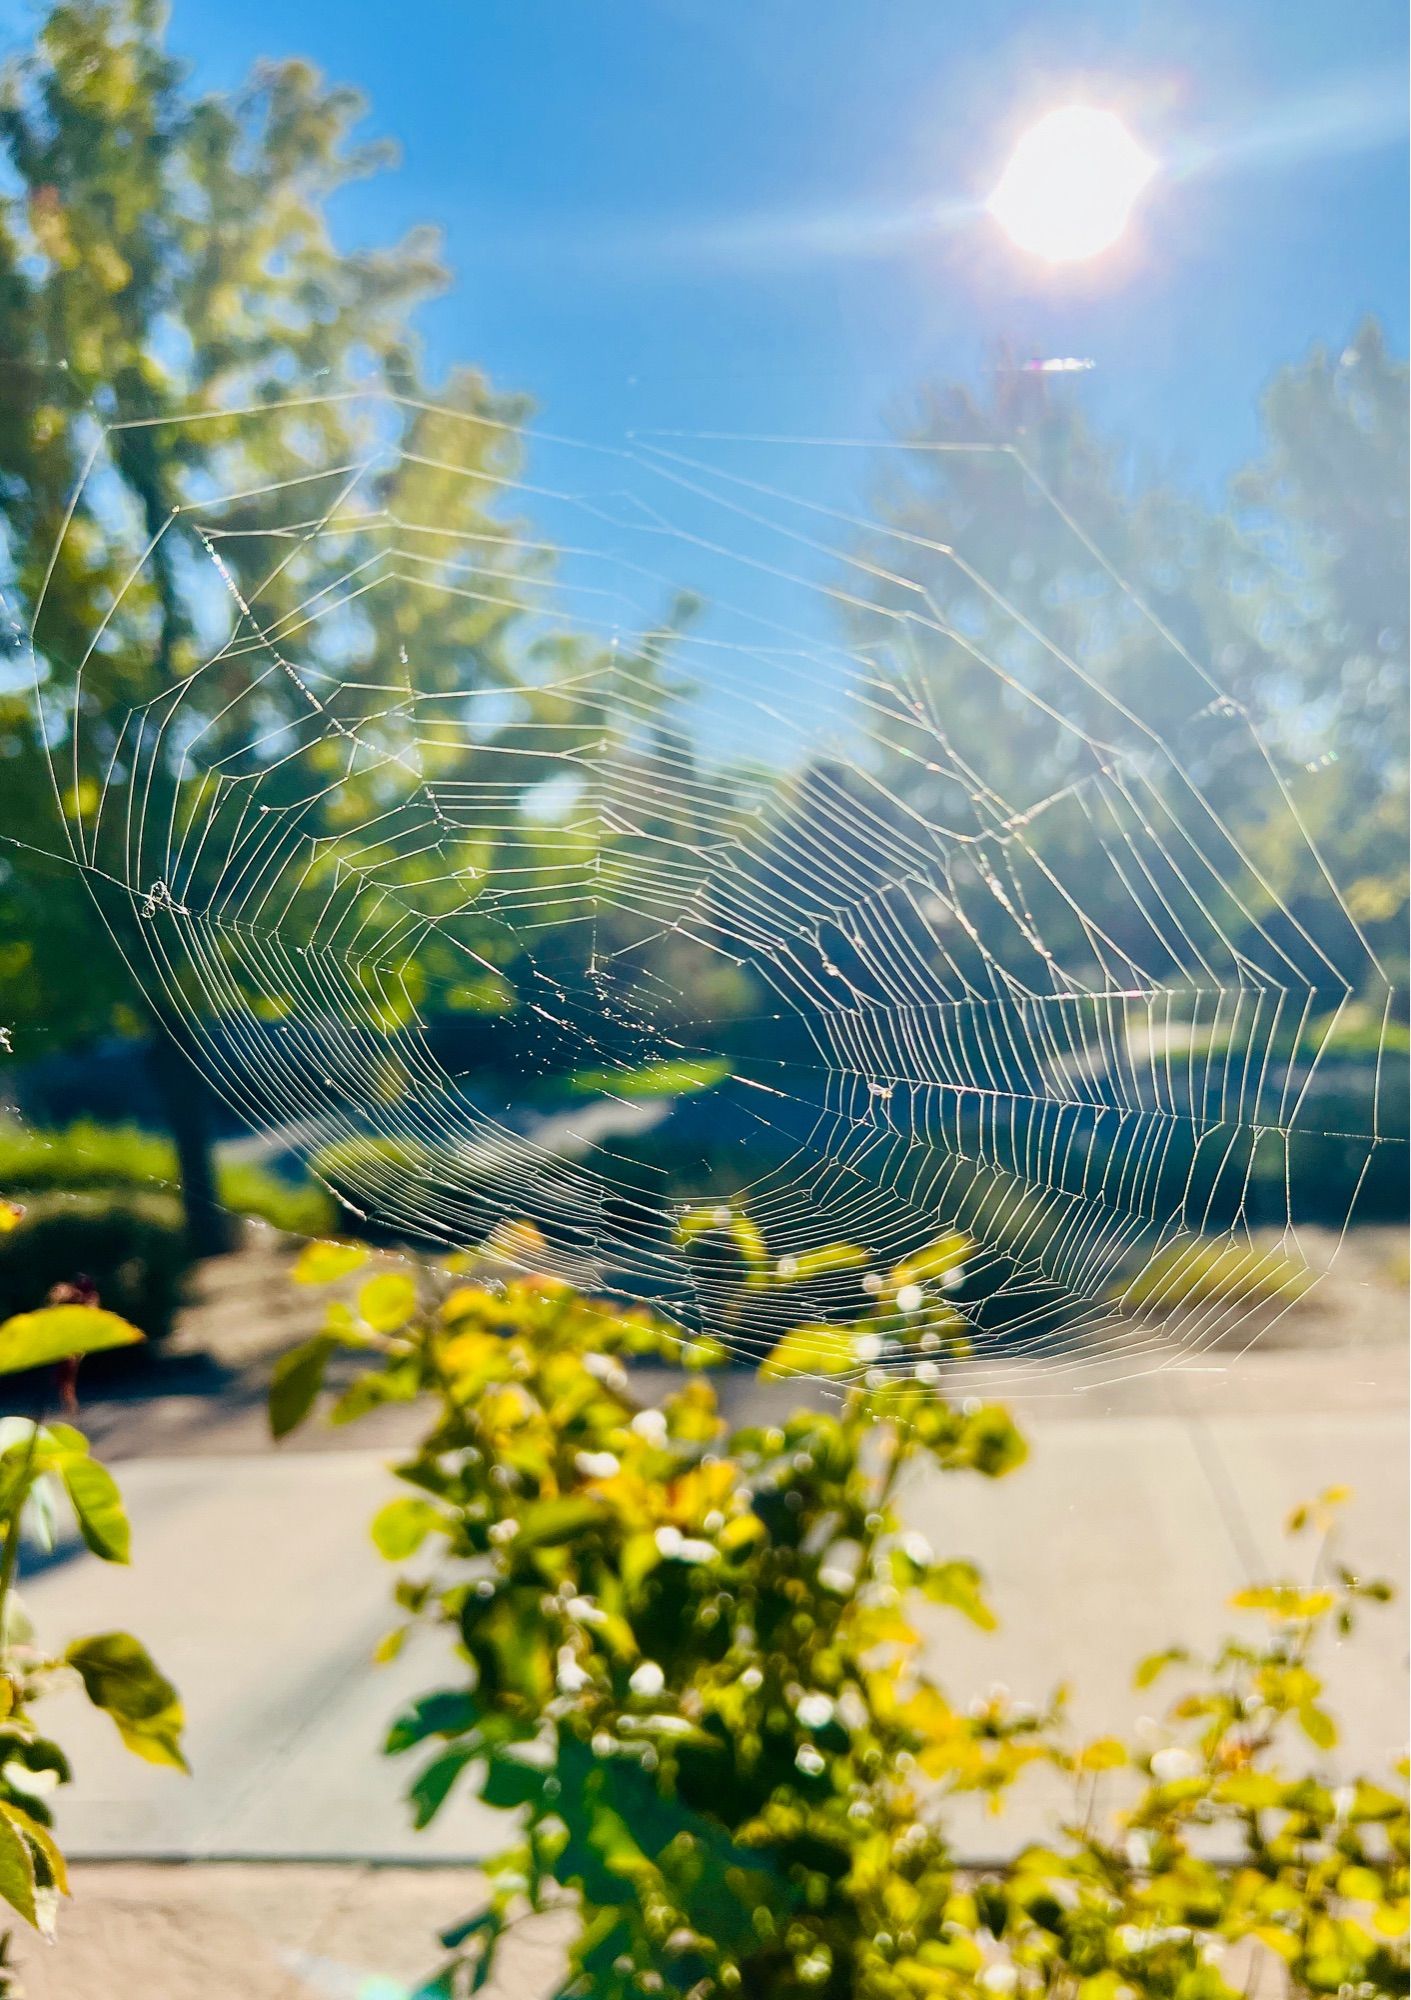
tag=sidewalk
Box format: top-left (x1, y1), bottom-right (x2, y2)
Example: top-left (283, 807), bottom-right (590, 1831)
top-left (13, 1862), bottom-right (574, 2000)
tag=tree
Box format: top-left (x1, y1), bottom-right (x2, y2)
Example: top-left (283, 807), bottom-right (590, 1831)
top-left (845, 327), bottom-right (1407, 993)
top-left (0, 0), bottom-right (514, 1250)
top-left (833, 333), bottom-right (1406, 1244)
top-left (1231, 322), bottom-right (1408, 963)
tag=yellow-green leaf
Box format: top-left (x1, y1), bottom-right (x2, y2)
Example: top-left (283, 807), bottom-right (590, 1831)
top-left (892, 1232), bottom-right (972, 1288)
top-left (1076, 1736), bottom-right (1127, 1773)
top-left (1231, 1585), bottom-right (1336, 1621)
top-left (1134, 1646), bottom-right (1189, 1689)
top-left (0, 1805), bottom-right (37, 1927)
top-left (921, 1559), bottom-right (997, 1631)
top-left (778, 1243), bottom-right (870, 1283)
top-left (292, 1240), bottom-right (368, 1286)
top-left (0, 1305), bottom-right (144, 1376)
top-left (682, 1334), bottom-right (728, 1369)
top-left (358, 1272), bottom-right (417, 1334)
top-left (1298, 1701), bottom-right (1338, 1749)
top-left (0, 1801), bottom-right (67, 1900)
top-left (66, 1632), bottom-right (188, 1773)
top-left (760, 1324), bottom-right (860, 1379)
top-left (370, 1497), bottom-right (441, 1561)
top-left (59, 1454), bottom-right (130, 1563)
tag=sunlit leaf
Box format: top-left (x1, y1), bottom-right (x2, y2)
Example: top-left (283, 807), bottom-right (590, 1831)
top-left (371, 1496), bottom-right (442, 1560)
top-left (65, 1632), bottom-right (188, 1772)
top-left (891, 1232), bottom-right (972, 1288)
top-left (760, 1324), bottom-right (859, 1379)
top-left (291, 1240), bottom-right (368, 1286)
top-left (59, 1453), bottom-right (130, 1563)
top-left (1298, 1701), bottom-right (1338, 1749)
top-left (570, 1057), bottom-right (731, 1098)
top-left (359, 1271), bottom-right (417, 1333)
top-left (0, 1305), bottom-right (143, 1376)
top-left (0, 1805), bottom-right (37, 1928)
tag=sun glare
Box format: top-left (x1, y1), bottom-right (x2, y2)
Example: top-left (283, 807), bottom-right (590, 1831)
top-left (988, 106), bottom-right (1156, 263)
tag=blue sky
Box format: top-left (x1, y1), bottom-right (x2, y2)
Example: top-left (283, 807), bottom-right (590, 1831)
top-left (58, 0), bottom-right (1392, 737)
top-left (121, 0), bottom-right (1407, 492)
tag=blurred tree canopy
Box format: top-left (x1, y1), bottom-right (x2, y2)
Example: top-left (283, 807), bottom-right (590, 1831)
top-left (0, 0), bottom-right (748, 1247)
top-left (848, 324), bottom-right (1408, 994)
top-left (0, 0), bottom-right (533, 1243)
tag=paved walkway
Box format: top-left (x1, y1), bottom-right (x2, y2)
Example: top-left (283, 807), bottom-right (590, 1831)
top-left (11, 1862), bottom-right (574, 2000)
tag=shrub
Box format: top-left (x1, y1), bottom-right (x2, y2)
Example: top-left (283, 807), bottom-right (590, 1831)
top-left (0, 1190), bottom-right (191, 1341)
top-left (275, 1234), bottom-right (1408, 1999)
top-left (1114, 1235), bottom-right (1312, 1314)
top-left (215, 1160), bottom-right (339, 1237)
top-left (308, 1134), bottom-right (433, 1241)
top-left (0, 1119), bottom-right (337, 1239)
top-left (0, 1298), bottom-right (186, 1991)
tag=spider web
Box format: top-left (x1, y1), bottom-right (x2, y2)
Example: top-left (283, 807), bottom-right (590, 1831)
top-left (13, 384), bottom-right (1401, 1395)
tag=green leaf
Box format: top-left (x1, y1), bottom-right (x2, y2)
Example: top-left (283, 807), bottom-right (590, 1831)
top-left (584, 1795), bottom-right (652, 1885)
top-left (958, 1405), bottom-right (1029, 1479)
top-left (760, 1324), bottom-right (859, 1379)
top-left (41, 1422), bottom-right (89, 1457)
top-left (370, 1496), bottom-right (441, 1561)
top-left (0, 1305), bottom-right (144, 1376)
top-left (59, 1453), bottom-right (130, 1563)
top-left (409, 1743), bottom-right (479, 1828)
top-left (621, 1531), bottom-right (663, 1595)
top-left (674, 1206), bottom-right (767, 1273)
top-left (268, 1335), bottom-right (335, 1440)
top-left (1215, 1771), bottom-right (1284, 1808)
top-left (1298, 1701), bottom-right (1338, 1749)
top-left (440, 1907), bottom-right (505, 1991)
top-left (0, 1800), bottom-right (67, 1898)
top-left (461, 1587), bottom-right (556, 1706)
top-left (785, 1242), bottom-right (871, 1281)
top-left (358, 1272), bottom-right (418, 1333)
top-left (681, 1334), bottom-right (728, 1369)
top-left (1076, 1737), bottom-right (1127, 1774)
top-left (385, 1691), bottom-right (480, 1755)
top-left (481, 1750), bottom-right (548, 1812)
top-left (920, 1558), bottom-right (997, 1631)
top-left (291, 1240), bottom-right (368, 1286)
top-left (1134, 1646), bottom-right (1190, 1690)
top-left (441, 1905), bottom-right (503, 1950)
top-left (0, 1430), bottom-right (43, 1517)
top-left (65, 1632), bottom-right (188, 1772)
top-left (327, 1357), bottom-right (421, 1426)
top-left (892, 1232), bottom-right (972, 1288)
top-left (0, 1804), bottom-right (37, 1928)
top-left (1231, 1584), bottom-right (1337, 1620)
top-left (571, 1056), bottom-right (731, 1099)
top-left (513, 1496), bottom-right (605, 1548)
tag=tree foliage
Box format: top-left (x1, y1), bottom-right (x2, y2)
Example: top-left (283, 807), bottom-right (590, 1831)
top-left (0, 0), bottom-right (465, 1041)
top-left (849, 326), bottom-right (1408, 990)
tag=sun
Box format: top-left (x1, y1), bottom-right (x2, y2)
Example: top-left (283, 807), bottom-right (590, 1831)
top-left (988, 106), bottom-right (1156, 264)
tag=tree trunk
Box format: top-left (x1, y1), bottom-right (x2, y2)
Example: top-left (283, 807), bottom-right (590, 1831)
top-left (147, 1028), bottom-right (235, 1260)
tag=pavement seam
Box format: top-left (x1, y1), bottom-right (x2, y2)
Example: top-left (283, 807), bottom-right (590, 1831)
top-left (1183, 1412), bottom-right (1266, 1579)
